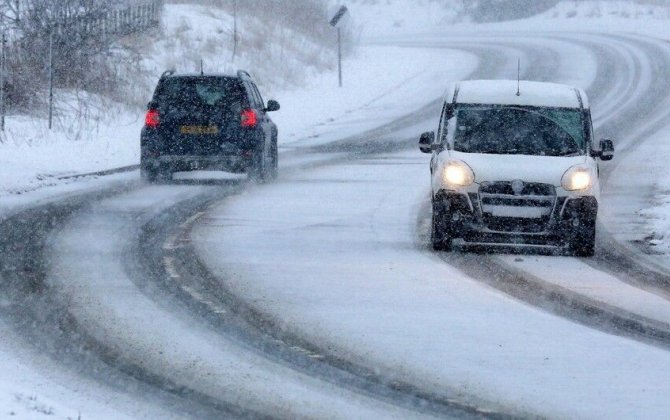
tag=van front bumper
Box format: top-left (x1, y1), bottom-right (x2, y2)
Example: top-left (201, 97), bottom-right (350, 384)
top-left (433, 189), bottom-right (598, 248)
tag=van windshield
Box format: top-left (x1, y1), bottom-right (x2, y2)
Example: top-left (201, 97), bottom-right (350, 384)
top-left (452, 106), bottom-right (586, 156)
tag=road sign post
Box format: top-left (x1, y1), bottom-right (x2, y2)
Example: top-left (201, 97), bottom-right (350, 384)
top-left (329, 5), bottom-right (348, 88)
top-left (337, 27), bottom-right (342, 87)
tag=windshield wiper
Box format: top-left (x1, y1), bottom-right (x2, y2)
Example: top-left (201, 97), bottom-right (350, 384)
top-left (553, 150), bottom-right (582, 157)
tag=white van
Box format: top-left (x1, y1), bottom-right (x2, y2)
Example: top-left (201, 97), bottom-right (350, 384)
top-left (419, 80), bottom-right (614, 256)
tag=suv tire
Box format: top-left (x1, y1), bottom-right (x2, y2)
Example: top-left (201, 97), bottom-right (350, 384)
top-left (144, 164), bottom-right (173, 184)
top-left (141, 167), bottom-right (158, 183)
top-left (141, 163), bottom-right (168, 184)
top-left (269, 140), bottom-right (278, 180)
top-left (249, 149), bottom-right (267, 183)
top-left (431, 200), bottom-right (453, 251)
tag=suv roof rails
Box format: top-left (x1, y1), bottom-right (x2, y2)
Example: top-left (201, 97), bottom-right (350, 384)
top-left (160, 69), bottom-right (176, 79)
top-left (159, 69), bottom-right (251, 80)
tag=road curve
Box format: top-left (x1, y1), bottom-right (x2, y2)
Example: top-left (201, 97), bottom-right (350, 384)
top-left (3, 31), bottom-right (670, 418)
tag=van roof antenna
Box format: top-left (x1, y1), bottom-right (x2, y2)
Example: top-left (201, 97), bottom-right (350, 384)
top-left (516, 58), bottom-right (521, 96)
top-left (200, 59), bottom-right (204, 76)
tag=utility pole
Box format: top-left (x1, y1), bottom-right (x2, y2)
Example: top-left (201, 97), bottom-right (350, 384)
top-left (0, 30), bottom-right (6, 131)
top-left (233, 0), bottom-right (238, 58)
top-left (48, 30), bottom-right (53, 130)
top-left (337, 27), bottom-right (342, 88)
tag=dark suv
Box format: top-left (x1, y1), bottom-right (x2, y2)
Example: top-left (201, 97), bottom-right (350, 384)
top-left (141, 70), bottom-right (280, 182)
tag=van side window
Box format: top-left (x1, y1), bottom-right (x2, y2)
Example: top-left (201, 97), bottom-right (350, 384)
top-left (438, 104), bottom-right (453, 146)
top-left (436, 104), bottom-right (447, 146)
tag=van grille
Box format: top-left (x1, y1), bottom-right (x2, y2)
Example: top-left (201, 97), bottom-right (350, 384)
top-left (479, 182), bottom-right (556, 233)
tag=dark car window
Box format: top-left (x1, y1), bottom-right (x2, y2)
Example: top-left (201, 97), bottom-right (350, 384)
top-left (155, 77), bottom-right (246, 110)
top-left (451, 106), bottom-right (585, 156)
top-left (244, 80), bottom-right (263, 109)
top-left (252, 84), bottom-right (265, 108)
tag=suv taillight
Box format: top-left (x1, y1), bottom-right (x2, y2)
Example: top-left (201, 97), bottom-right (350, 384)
top-left (241, 109), bottom-right (257, 128)
top-left (145, 109), bottom-right (160, 128)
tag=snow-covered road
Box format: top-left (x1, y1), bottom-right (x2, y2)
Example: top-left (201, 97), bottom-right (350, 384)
top-left (192, 32), bottom-right (670, 417)
top-left (5, 30), bottom-right (670, 418)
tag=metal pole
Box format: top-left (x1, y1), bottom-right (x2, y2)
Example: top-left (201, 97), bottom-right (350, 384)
top-left (48, 31), bottom-right (53, 130)
top-left (337, 27), bottom-right (342, 88)
top-left (1, 31), bottom-right (6, 131)
top-left (232, 0), bottom-right (237, 61)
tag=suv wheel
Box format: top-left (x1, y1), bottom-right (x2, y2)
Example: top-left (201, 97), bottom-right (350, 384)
top-left (269, 140), bottom-right (278, 180)
top-left (141, 167), bottom-right (158, 183)
top-left (431, 200), bottom-right (453, 251)
top-left (143, 164), bottom-right (173, 184)
top-left (249, 149), bottom-right (267, 183)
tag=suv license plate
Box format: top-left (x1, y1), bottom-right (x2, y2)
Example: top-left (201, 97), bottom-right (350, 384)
top-left (180, 125), bottom-right (219, 135)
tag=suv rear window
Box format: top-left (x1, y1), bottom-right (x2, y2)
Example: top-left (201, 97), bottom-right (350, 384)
top-left (155, 77), bottom-right (245, 109)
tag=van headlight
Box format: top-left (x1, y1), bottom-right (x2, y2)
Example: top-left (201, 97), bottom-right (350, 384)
top-left (561, 165), bottom-right (593, 191)
top-left (443, 160), bottom-right (475, 188)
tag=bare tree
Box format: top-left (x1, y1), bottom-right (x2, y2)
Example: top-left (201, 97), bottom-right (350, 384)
top-left (3, 0), bottom-right (161, 112)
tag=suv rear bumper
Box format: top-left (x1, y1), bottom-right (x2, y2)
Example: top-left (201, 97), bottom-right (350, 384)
top-left (434, 190), bottom-right (598, 248)
top-left (141, 155), bottom-right (252, 173)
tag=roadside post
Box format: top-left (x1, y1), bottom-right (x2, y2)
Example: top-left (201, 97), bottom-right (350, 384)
top-left (232, 0), bottom-right (238, 62)
top-left (0, 30), bottom-right (5, 131)
top-left (329, 5), bottom-right (349, 88)
top-left (48, 30), bottom-right (54, 130)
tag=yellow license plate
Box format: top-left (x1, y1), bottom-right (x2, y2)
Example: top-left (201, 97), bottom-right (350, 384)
top-left (180, 125), bottom-right (219, 135)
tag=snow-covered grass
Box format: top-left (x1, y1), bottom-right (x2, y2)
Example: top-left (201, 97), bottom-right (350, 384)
top-left (450, 0), bottom-right (670, 37)
top-left (0, 96), bottom-right (141, 197)
top-left (142, 3), bottom-right (334, 95)
top-left (544, 0), bottom-right (670, 20)
top-left (347, 0), bottom-right (670, 38)
top-left (638, 190), bottom-right (670, 251)
top-left (603, 121), bottom-right (670, 257)
top-left (346, 0), bottom-right (464, 38)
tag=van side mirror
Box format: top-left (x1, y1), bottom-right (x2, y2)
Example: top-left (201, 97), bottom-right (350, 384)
top-left (147, 101), bottom-right (157, 109)
top-left (596, 139), bottom-right (614, 161)
top-left (419, 131), bottom-right (435, 154)
top-left (265, 100), bottom-right (280, 112)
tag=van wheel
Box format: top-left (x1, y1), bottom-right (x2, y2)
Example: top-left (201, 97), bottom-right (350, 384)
top-left (431, 201), bottom-right (453, 251)
top-left (570, 221), bottom-right (596, 257)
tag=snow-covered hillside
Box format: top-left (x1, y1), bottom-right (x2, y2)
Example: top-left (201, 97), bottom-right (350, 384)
top-left (346, 0), bottom-right (463, 37)
top-left (544, 0), bottom-right (670, 19)
top-left (347, 0), bottom-right (670, 38)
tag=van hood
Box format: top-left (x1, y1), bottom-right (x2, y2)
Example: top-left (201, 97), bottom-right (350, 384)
top-left (447, 151), bottom-right (590, 186)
